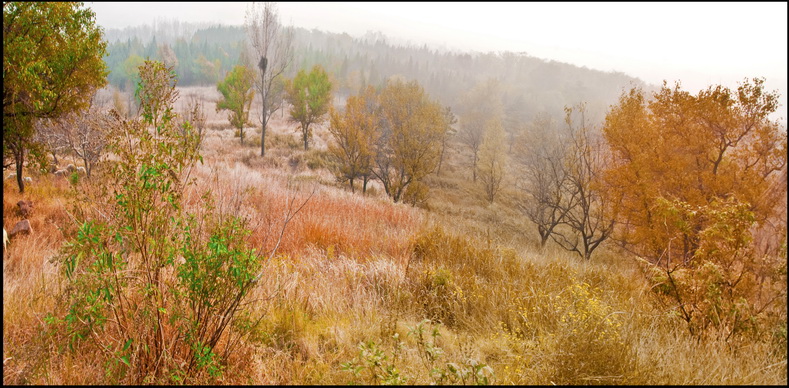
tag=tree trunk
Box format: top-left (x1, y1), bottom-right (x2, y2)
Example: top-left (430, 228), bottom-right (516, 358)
top-left (260, 74), bottom-right (267, 157)
top-left (437, 139), bottom-right (446, 175)
top-left (83, 158), bottom-right (91, 179)
top-left (472, 152), bottom-right (478, 182)
top-left (260, 125), bottom-right (267, 156)
top-left (14, 148), bottom-right (25, 193)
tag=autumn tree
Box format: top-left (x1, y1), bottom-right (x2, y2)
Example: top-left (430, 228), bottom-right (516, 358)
top-left (602, 79), bottom-right (787, 338)
top-left (216, 65), bottom-right (256, 144)
top-left (513, 112), bottom-right (572, 248)
top-left (477, 117), bottom-right (508, 203)
top-left (372, 79), bottom-right (447, 203)
top-left (285, 65), bottom-right (333, 150)
top-left (327, 85), bottom-right (377, 193)
top-left (158, 43), bottom-right (179, 69)
top-left (457, 78), bottom-right (504, 182)
top-left (246, 1), bottom-right (294, 157)
top-left (604, 79), bottom-right (786, 262)
top-left (3, 1), bottom-right (108, 193)
top-left (195, 54), bottom-right (221, 85)
top-left (436, 106), bottom-right (457, 175)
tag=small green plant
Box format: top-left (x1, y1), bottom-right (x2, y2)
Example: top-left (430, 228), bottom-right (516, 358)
top-left (341, 319), bottom-right (493, 385)
top-left (304, 148), bottom-right (330, 170)
top-left (341, 338), bottom-right (407, 385)
top-left (409, 319), bottom-right (493, 385)
top-left (68, 170), bottom-right (80, 185)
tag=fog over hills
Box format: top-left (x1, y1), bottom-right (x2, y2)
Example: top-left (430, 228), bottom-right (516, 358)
top-left (102, 19), bottom-right (655, 131)
top-left (90, 2), bottom-right (788, 124)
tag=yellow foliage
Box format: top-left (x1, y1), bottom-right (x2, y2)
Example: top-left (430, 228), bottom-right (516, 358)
top-left (603, 78), bottom-right (786, 261)
top-left (604, 79), bottom-right (787, 339)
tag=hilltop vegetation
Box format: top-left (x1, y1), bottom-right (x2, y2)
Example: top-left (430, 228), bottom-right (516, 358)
top-left (3, 2), bottom-right (787, 385)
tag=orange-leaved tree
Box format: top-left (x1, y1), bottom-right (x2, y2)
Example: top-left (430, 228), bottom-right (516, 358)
top-left (602, 78), bottom-right (787, 339)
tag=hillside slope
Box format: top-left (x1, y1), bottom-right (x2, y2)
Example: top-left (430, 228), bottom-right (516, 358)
top-left (3, 85), bottom-right (786, 384)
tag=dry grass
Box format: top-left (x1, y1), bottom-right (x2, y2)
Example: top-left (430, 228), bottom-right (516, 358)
top-left (3, 90), bottom-right (785, 385)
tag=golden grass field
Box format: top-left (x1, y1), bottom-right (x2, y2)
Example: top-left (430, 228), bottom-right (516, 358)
top-left (3, 86), bottom-right (786, 385)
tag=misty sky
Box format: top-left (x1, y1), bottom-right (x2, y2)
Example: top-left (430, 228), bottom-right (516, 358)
top-left (88, 2), bottom-right (788, 121)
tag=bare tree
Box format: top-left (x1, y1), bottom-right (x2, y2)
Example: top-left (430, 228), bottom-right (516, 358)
top-left (513, 112), bottom-right (573, 248)
top-left (457, 78), bottom-right (503, 182)
top-left (59, 104), bottom-right (108, 178)
top-left (158, 43), bottom-right (179, 69)
top-left (245, 2), bottom-right (294, 157)
top-left (180, 93), bottom-right (207, 153)
top-left (551, 104), bottom-right (615, 260)
top-left (477, 117), bottom-right (507, 203)
top-left (34, 118), bottom-right (68, 168)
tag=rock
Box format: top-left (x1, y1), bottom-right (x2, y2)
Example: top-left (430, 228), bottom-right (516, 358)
top-left (17, 200), bottom-right (33, 218)
top-left (66, 164), bottom-right (77, 173)
top-left (54, 170), bottom-right (67, 178)
top-left (9, 219), bottom-right (32, 238)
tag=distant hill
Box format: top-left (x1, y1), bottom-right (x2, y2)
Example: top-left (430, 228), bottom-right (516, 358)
top-left (103, 21), bottom-right (652, 125)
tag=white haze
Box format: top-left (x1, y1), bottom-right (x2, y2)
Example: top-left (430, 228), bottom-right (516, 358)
top-left (88, 1), bottom-right (788, 122)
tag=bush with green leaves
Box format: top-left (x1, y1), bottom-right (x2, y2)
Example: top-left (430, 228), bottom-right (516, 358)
top-left (49, 60), bottom-right (264, 384)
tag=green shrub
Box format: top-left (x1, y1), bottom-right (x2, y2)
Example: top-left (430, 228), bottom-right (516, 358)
top-left (51, 61), bottom-right (264, 384)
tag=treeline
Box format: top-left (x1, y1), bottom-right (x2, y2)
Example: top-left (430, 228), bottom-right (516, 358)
top-left (103, 22), bottom-right (648, 120)
top-left (104, 25), bottom-right (247, 89)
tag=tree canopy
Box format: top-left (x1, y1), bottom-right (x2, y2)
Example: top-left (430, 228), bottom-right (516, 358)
top-left (602, 79), bottom-right (787, 336)
top-left (373, 78), bottom-right (447, 203)
top-left (285, 64), bottom-right (333, 150)
top-left (216, 65), bottom-right (256, 144)
top-left (327, 85), bottom-right (377, 193)
top-left (3, 1), bottom-right (108, 192)
top-left (603, 78), bottom-right (786, 261)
